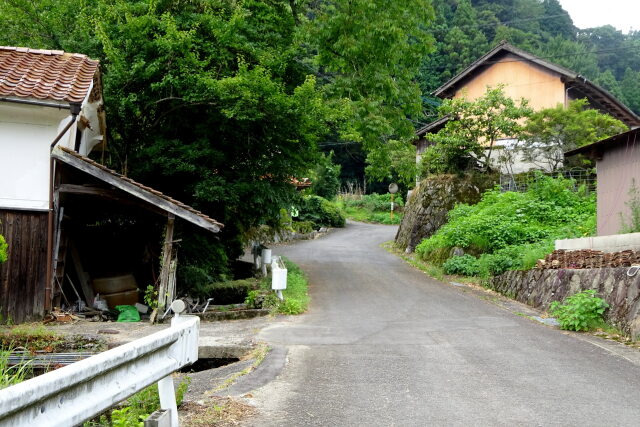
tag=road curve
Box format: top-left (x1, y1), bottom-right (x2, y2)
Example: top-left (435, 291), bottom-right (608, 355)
top-left (245, 221), bottom-right (640, 426)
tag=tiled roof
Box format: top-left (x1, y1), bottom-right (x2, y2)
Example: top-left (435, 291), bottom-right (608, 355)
top-left (52, 146), bottom-right (224, 233)
top-left (0, 46), bottom-right (99, 103)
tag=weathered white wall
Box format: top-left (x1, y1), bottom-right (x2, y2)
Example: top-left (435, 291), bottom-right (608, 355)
top-left (0, 102), bottom-right (73, 210)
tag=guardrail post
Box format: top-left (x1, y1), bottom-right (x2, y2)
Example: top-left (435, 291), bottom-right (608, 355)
top-left (158, 376), bottom-right (178, 426)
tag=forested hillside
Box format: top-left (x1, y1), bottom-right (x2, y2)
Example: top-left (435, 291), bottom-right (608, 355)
top-left (419, 0), bottom-right (640, 120)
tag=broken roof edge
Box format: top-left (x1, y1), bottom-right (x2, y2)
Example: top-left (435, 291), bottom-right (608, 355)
top-left (52, 146), bottom-right (223, 233)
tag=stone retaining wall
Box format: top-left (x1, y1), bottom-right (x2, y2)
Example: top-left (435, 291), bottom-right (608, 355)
top-left (395, 174), bottom-right (495, 252)
top-left (490, 268), bottom-right (640, 339)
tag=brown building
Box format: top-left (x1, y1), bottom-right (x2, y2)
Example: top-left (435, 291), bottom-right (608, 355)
top-left (566, 128), bottom-right (640, 236)
top-left (415, 42), bottom-right (640, 171)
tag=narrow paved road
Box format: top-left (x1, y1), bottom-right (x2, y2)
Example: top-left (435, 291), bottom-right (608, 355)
top-left (246, 221), bottom-right (640, 426)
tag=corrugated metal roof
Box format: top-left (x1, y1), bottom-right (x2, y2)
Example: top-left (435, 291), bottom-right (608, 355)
top-left (0, 46), bottom-right (99, 103)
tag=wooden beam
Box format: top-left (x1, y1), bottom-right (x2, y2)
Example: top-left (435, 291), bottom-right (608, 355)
top-left (157, 214), bottom-right (175, 316)
top-left (58, 184), bottom-right (167, 216)
top-left (68, 241), bottom-right (94, 306)
top-left (52, 148), bottom-right (221, 233)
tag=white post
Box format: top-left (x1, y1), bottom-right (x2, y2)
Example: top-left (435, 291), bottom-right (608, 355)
top-left (157, 376), bottom-right (178, 427)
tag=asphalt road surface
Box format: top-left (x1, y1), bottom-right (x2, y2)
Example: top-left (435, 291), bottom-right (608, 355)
top-left (245, 221), bottom-right (640, 426)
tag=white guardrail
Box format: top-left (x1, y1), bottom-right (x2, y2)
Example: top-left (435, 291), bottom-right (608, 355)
top-left (0, 313), bottom-right (199, 427)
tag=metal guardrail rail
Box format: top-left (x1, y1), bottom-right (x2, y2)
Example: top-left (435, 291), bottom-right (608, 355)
top-left (0, 313), bottom-right (199, 427)
top-left (7, 351), bottom-right (96, 367)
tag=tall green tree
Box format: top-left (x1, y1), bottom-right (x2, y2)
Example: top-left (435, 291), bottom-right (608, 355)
top-left (520, 99), bottom-right (628, 171)
top-left (423, 86), bottom-right (532, 175)
top-left (540, 0), bottom-right (575, 39)
top-left (1, 0), bottom-right (335, 286)
top-left (305, 0), bottom-right (435, 184)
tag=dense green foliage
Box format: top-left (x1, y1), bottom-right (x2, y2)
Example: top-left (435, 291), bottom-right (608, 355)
top-left (298, 195), bottom-right (346, 228)
top-left (550, 290), bottom-right (609, 331)
top-left (306, 0), bottom-right (435, 183)
top-left (0, 0), bottom-right (433, 282)
top-left (521, 99), bottom-right (628, 171)
top-left (338, 193), bottom-right (404, 225)
top-left (311, 153), bottom-right (342, 200)
top-left (416, 176), bottom-right (595, 277)
top-left (0, 349), bottom-right (31, 389)
top-left (424, 86), bottom-right (531, 174)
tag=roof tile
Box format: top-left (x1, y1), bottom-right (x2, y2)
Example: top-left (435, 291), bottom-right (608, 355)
top-left (0, 46), bottom-right (99, 103)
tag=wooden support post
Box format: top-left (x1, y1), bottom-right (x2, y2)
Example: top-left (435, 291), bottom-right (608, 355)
top-left (152, 214), bottom-right (175, 323)
top-left (69, 241), bottom-right (94, 306)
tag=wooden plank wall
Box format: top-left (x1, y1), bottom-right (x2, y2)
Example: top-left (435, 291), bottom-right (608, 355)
top-left (0, 209), bottom-right (48, 323)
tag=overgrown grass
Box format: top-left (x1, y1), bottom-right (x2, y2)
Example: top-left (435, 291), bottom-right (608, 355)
top-left (0, 324), bottom-right (64, 353)
top-left (245, 257), bottom-right (310, 315)
top-left (416, 176), bottom-right (596, 277)
top-left (0, 349), bottom-right (31, 389)
top-left (337, 193), bottom-right (403, 225)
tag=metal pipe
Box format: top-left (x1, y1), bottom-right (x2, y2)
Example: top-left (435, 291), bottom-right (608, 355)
top-left (0, 97), bottom-right (70, 110)
top-left (45, 102), bottom-right (82, 312)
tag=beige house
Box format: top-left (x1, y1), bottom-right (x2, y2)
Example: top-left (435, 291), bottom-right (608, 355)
top-left (416, 42), bottom-right (640, 172)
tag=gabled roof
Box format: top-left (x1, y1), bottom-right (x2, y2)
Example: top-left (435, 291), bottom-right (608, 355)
top-left (433, 41), bottom-right (640, 127)
top-left (52, 146), bottom-right (223, 233)
top-left (0, 47), bottom-right (99, 103)
top-left (565, 128), bottom-right (640, 159)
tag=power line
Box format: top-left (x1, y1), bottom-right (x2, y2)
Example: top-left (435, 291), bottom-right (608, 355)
top-left (429, 13), bottom-right (572, 35)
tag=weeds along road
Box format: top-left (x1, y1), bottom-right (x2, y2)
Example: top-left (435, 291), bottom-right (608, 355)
top-left (245, 220), bottom-right (640, 426)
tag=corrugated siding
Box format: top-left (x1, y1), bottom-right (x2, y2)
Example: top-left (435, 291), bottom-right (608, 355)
top-left (0, 210), bottom-right (48, 323)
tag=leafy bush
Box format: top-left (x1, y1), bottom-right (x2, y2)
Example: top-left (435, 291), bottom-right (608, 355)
top-left (291, 220), bottom-right (315, 234)
top-left (298, 195), bottom-right (345, 228)
top-left (550, 290), bottom-right (609, 331)
top-left (192, 279), bottom-right (257, 304)
top-left (416, 175), bottom-right (595, 276)
top-left (443, 255), bottom-right (481, 276)
top-left (311, 152), bottom-right (341, 200)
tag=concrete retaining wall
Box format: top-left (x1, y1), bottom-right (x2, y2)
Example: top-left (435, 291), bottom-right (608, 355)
top-left (556, 232), bottom-right (640, 252)
top-left (490, 267), bottom-right (640, 339)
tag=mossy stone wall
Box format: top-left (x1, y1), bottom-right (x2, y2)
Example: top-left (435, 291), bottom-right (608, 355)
top-left (395, 174), bottom-right (495, 252)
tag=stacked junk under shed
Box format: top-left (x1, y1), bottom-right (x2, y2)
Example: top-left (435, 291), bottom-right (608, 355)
top-left (46, 146), bottom-right (223, 323)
